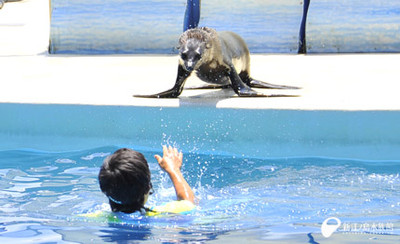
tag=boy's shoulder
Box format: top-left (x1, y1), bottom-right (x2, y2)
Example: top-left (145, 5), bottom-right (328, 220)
top-left (79, 200), bottom-right (195, 220)
top-left (146, 200), bottom-right (195, 216)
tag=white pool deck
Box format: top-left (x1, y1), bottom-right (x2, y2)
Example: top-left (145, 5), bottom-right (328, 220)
top-left (1, 0), bottom-right (400, 110)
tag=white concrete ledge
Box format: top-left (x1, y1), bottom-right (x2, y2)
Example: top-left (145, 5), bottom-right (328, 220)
top-left (0, 0), bottom-right (49, 56)
top-left (1, 54), bottom-right (400, 111)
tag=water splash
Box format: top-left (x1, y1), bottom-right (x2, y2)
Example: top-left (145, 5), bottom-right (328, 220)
top-left (1, 147), bottom-right (399, 242)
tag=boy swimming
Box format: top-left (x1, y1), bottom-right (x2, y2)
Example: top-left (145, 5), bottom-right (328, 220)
top-left (98, 145), bottom-right (195, 215)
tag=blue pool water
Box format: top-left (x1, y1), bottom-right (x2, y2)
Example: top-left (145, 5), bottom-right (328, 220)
top-left (50, 0), bottom-right (301, 54)
top-left (0, 104), bottom-right (399, 243)
top-left (50, 0), bottom-right (400, 54)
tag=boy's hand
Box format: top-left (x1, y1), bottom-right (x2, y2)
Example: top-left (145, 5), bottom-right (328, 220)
top-left (154, 145), bottom-right (195, 203)
top-left (154, 146), bottom-right (183, 174)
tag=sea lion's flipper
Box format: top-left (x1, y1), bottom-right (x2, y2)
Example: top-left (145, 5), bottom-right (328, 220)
top-left (185, 84), bottom-right (231, 90)
top-left (248, 78), bottom-right (301, 90)
top-left (134, 65), bottom-right (190, 99)
top-left (228, 64), bottom-right (268, 97)
top-left (233, 94), bottom-right (300, 98)
top-left (134, 88), bottom-right (181, 98)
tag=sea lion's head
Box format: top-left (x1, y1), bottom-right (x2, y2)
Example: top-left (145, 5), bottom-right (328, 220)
top-left (178, 27), bottom-right (214, 72)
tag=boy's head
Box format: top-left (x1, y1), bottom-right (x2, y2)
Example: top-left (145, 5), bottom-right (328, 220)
top-left (98, 148), bottom-right (152, 213)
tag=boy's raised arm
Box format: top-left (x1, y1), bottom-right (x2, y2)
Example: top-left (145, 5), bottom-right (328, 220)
top-left (154, 146), bottom-right (195, 203)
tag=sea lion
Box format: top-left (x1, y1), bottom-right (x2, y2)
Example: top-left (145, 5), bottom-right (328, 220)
top-left (135, 27), bottom-right (299, 98)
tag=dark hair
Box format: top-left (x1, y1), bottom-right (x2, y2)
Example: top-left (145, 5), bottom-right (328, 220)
top-left (98, 148), bottom-right (152, 214)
